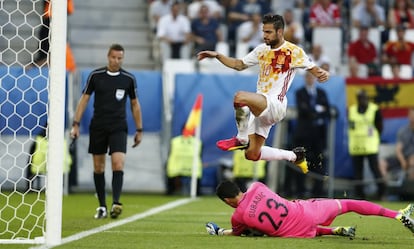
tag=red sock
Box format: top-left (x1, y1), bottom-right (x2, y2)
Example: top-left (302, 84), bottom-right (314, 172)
top-left (233, 103), bottom-right (246, 108)
top-left (339, 199), bottom-right (398, 218)
top-left (316, 226), bottom-right (334, 236)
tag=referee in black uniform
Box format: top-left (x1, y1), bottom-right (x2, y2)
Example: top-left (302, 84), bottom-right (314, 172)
top-left (70, 44), bottom-right (143, 219)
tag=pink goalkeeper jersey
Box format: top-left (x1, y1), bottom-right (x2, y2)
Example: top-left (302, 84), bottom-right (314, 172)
top-left (242, 41), bottom-right (315, 102)
top-left (231, 182), bottom-right (340, 238)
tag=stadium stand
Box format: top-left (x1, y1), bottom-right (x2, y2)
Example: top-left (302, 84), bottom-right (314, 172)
top-left (312, 27), bottom-right (342, 72)
top-left (69, 0), bottom-right (155, 70)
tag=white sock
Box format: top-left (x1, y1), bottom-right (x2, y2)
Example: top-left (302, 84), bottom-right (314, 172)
top-left (235, 106), bottom-right (250, 144)
top-left (260, 146), bottom-right (296, 161)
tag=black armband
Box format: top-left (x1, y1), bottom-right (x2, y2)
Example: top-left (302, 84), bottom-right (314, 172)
top-left (136, 128), bottom-right (143, 132)
top-left (72, 121), bottom-right (80, 127)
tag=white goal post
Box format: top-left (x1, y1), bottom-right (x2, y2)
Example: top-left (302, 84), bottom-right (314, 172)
top-left (0, 0), bottom-right (67, 246)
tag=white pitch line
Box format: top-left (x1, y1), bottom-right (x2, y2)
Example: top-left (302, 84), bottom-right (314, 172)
top-left (30, 198), bottom-right (197, 249)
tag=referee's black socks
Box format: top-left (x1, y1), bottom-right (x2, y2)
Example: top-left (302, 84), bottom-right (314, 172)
top-left (112, 170), bottom-right (124, 204)
top-left (94, 172), bottom-right (106, 208)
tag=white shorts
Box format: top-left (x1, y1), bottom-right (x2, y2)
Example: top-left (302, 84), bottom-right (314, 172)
top-left (247, 93), bottom-right (287, 139)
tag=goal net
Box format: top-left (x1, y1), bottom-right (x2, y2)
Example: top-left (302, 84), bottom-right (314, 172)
top-left (0, 0), bottom-right (67, 245)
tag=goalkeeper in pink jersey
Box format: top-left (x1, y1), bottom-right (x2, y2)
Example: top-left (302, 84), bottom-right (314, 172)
top-left (197, 14), bottom-right (330, 174)
top-left (206, 181), bottom-right (414, 238)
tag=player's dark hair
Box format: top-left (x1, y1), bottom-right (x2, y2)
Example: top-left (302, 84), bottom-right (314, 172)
top-left (216, 180), bottom-right (241, 201)
top-left (108, 43), bottom-right (124, 55)
top-left (262, 14), bottom-right (285, 31)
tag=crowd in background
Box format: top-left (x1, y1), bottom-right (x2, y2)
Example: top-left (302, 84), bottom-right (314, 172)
top-left (147, 0), bottom-right (414, 200)
top-left (148, 0), bottom-right (414, 78)
top-left (19, 0), bottom-right (413, 199)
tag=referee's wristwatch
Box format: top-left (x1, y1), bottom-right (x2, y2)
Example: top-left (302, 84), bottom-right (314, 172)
top-left (72, 121), bottom-right (80, 127)
top-left (136, 128), bottom-right (143, 132)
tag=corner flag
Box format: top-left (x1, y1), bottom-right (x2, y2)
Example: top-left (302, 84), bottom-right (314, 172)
top-left (181, 94), bottom-right (203, 198)
top-left (182, 94), bottom-right (203, 137)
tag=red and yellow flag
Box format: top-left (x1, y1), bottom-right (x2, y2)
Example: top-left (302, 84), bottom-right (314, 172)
top-left (182, 94), bottom-right (203, 137)
top-left (346, 77), bottom-right (414, 118)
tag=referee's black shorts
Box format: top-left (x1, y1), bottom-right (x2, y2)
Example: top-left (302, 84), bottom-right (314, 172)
top-left (88, 127), bottom-right (127, 155)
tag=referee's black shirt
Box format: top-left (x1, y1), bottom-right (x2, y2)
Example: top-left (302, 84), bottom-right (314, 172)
top-left (83, 67), bottom-right (137, 130)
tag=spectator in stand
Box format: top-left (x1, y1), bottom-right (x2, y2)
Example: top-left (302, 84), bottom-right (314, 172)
top-left (187, 0), bottom-right (223, 20)
top-left (191, 5), bottom-right (223, 54)
top-left (382, 25), bottom-right (414, 66)
top-left (351, 0), bottom-right (385, 28)
top-left (283, 8), bottom-right (304, 45)
top-left (226, 0), bottom-right (270, 56)
top-left (379, 108), bottom-right (414, 181)
top-left (390, 63), bottom-right (402, 79)
top-left (308, 44), bottom-right (335, 74)
top-left (149, 0), bottom-right (172, 33)
top-left (237, 12), bottom-right (263, 51)
top-left (304, 0), bottom-right (341, 48)
top-left (309, 0), bottom-right (341, 28)
top-left (157, 1), bottom-right (192, 59)
top-left (271, 0), bottom-right (302, 15)
top-left (387, 0), bottom-right (414, 30)
top-left (226, 0), bottom-right (252, 55)
top-left (348, 26), bottom-right (379, 77)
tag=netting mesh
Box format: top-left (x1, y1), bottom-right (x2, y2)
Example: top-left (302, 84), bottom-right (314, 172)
top-left (0, 0), bottom-right (49, 241)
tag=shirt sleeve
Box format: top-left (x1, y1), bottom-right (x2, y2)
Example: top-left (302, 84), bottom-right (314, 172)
top-left (129, 76), bottom-right (138, 99)
top-left (237, 22), bottom-right (249, 41)
top-left (348, 42), bottom-right (356, 57)
top-left (333, 5), bottom-right (341, 23)
top-left (383, 42), bottom-right (392, 55)
top-left (241, 44), bottom-right (262, 66)
top-left (83, 73), bottom-right (95, 95)
top-left (376, 6), bottom-right (385, 22)
top-left (182, 16), bottom-right (191, 34)
top-left (309, 6), bottom-right (317, 24)
top-left (291, 45), bottom-right (315, 69)
top-left (231, 217), bottom-right (248, 236)
top-left (156, 16), bottom-right (167, 38)
top-left (396, 127), bottom-right (405, 143)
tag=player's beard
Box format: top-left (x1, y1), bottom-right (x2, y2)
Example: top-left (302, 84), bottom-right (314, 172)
top-left (265, 37), bottom-right (279, 48)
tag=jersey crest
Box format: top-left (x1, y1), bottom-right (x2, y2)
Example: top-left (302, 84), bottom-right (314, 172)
top-left (115, 89), bottom-right (125, 101)
top-left (271, 50), bottom-right (292, 74)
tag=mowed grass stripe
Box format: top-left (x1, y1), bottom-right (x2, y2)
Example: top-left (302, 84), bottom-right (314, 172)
top-left (78, 198), bottom-right (414, 249)
top-left (30, 198), bottom-right (196, 249)
top-left (4, 195), bottom-right (413, 249)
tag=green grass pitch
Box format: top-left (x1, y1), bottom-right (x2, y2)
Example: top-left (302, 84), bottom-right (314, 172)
top-left (2, 193), bottom-right (414, 249)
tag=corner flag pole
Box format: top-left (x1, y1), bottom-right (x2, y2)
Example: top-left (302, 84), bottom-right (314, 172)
top-left (182, 94), bottom-right (203, 198)
top-left (190, 123), bottom-right (201, 198)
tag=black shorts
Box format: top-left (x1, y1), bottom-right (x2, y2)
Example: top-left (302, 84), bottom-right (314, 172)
top-left (88, 128), bottom-right (127, 155)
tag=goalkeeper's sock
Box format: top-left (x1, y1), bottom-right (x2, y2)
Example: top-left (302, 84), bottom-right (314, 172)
top-left (94, 172), bottom-right (106, 207)
top-left (112, 170), bottom-right (124, 204)
top-left (339, 200), bottom-right (398, 218)
top-left (316, 227), bottom-right (333, 236)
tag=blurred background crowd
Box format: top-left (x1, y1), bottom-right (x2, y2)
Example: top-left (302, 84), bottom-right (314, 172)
top-left (149, 0), bottom-right (414, 79)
